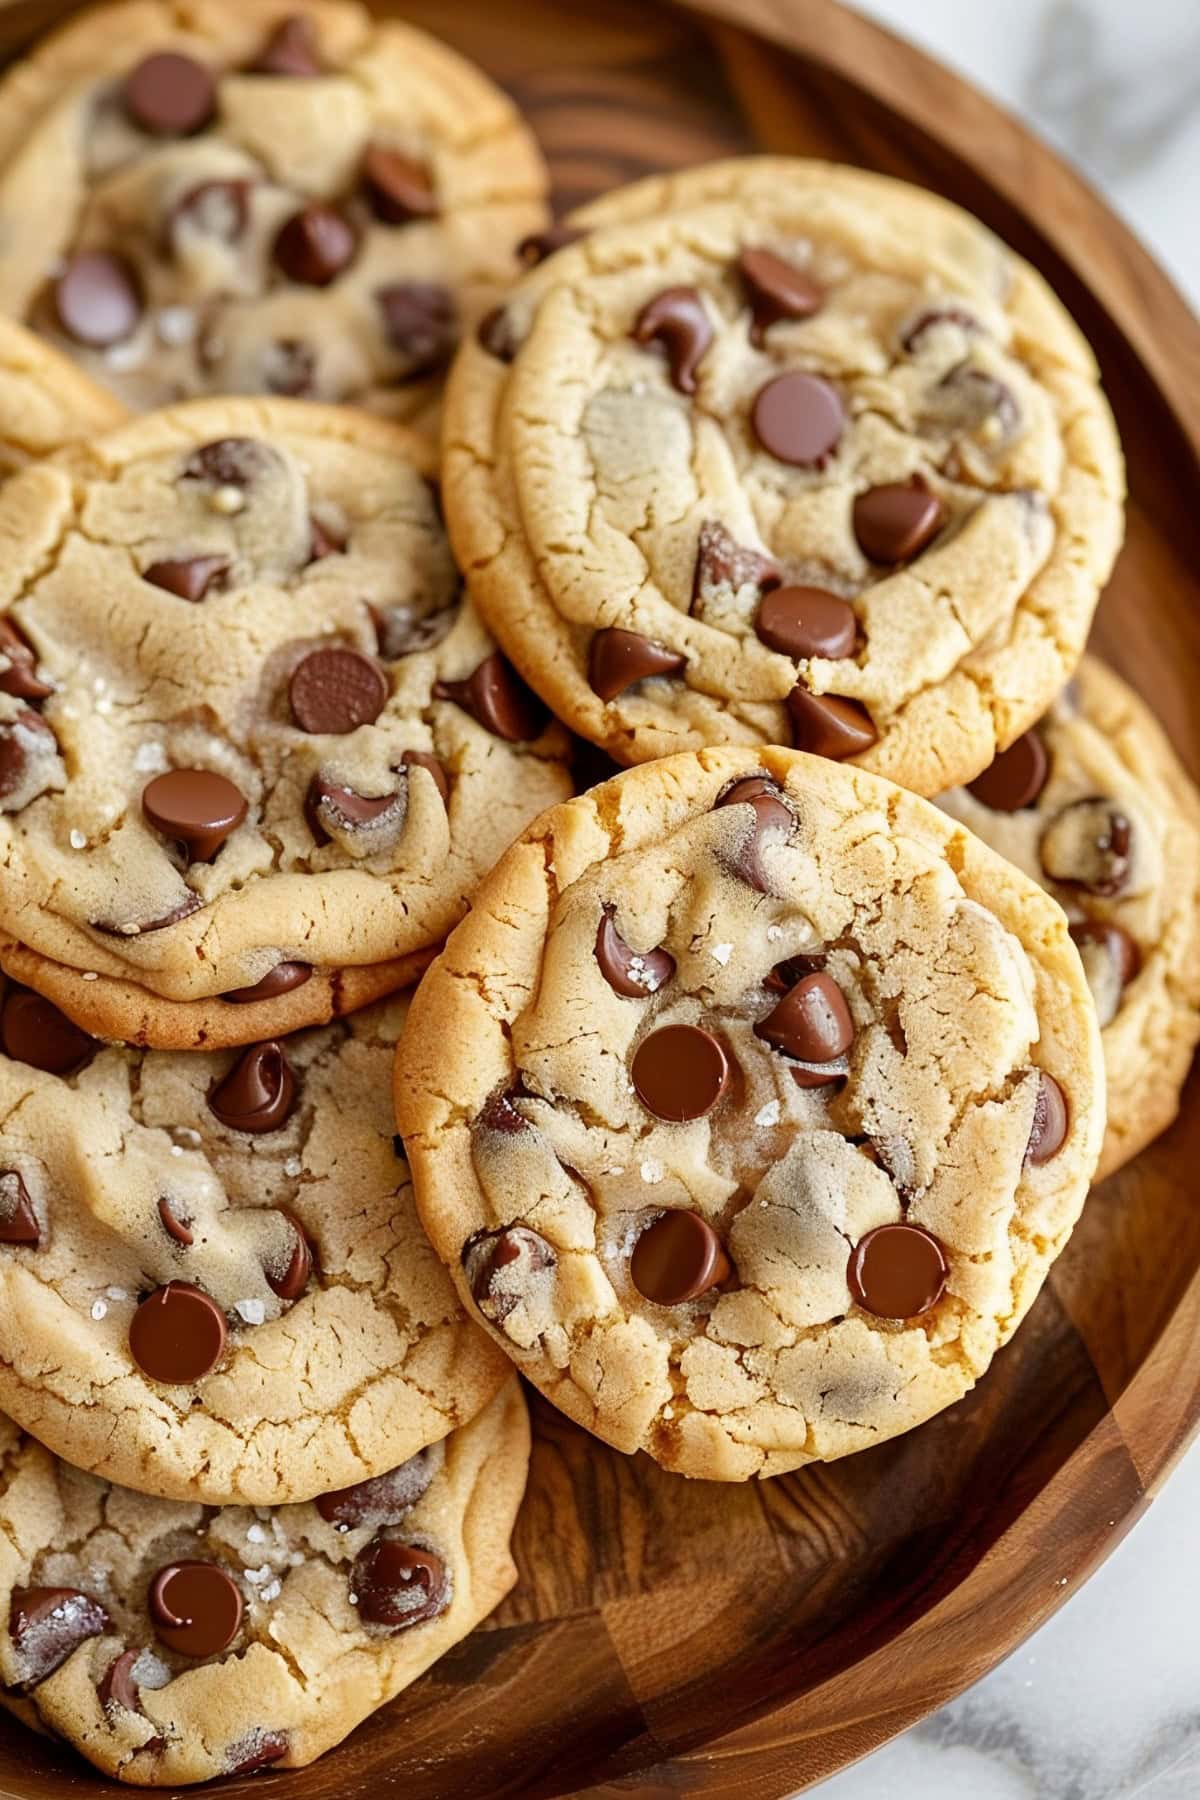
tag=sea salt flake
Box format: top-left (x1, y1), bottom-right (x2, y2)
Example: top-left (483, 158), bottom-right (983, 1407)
top-left (133, 741), bottom-right (167, 774)
top-left (209, 484), bottom-right (245, 516)
top-left (69, 829), bottom-right (87, 849)
top-left (767, 925), bottom-right (783, 941)
top-left (82, 971), bottom-right (99, 982)
top-left (284, 1157), bottom-right (302, 1178)
top-left (755, 1100), bottom-right (781, 1127)
top-left (156, 305), bottom-right (196, 346)
top-left (246, 1524), bottom-right (266, 1544)
top-left (711, 942), bottom-right (733, 965)
top-left (640, 1159), bottom-right (663, 1185)
top-left (169, 1144), bottom-right (184, 1157)
top-left (244, 1564), bottom-right (271, 1585)
top-left (105, 1286), bottom-right (127, 1300)
top-left (90, 1299), bottom-right (107, 1320)
top-left (235, 1298), bottom-right (266, 1326)
top-left (260, 1579), bottom-right (282, 1603)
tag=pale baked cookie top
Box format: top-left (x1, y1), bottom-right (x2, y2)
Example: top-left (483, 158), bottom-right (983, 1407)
top-left (396, 747), bottom-right (1105, 1482)
top-left (0, 0), bottom-right (547, 421)
top-left (0, 989), bottom-right (509, 1504)
top-left (940, 656), bottom-right (1200, 1178)
top-left (0, 1380), bottom-right (527, 1784)
top-left (0, 397), bottom-right (570, 1004)
top-left (444, 157), bottom-right (1125, 796)
top-left (0, 316), bottom-right (124, 474)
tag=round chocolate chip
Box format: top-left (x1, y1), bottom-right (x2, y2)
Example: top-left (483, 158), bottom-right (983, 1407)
top-left (124, 51), bottom-right (215, 135)
top-left (752, 372), bottom-right (844, 467)
top-left (594, 909), bottom-right (675, 998)
top-left (853, 482), bottom-right (945, 563)
top-left (182, 438), bottom-right (271, 488)
top-left (967, 730), bottom-right (1049, 811)
top-left (8, 1587), bottom-right (108, 1692)
top-left (149, 1561), bottom-right (242, 1658)
top-left (316, 1448), bottom-right (435, 1530)
top-left (0, 1170), bottom-right (39, 1245)
top-left (375, 282), bottom-right (456, 368)
top-left (362, 146), bottom-right (437, 223)
top-left (208, 1041), bottom-right (297, 1134)
top-left (305, 775), bottom-right (403, 844)
top-left (1026, 1072), bottom-right (1069, 1165)
top-left (90, 894), bottom-right (202, 938)
top-left (1039, 797), bottom-right (1133, 897)
top-left (756, 587), bottom-right (857, 660)
top-left (901, 306), bottom-right (982, 353)
top-left (222, 961), bottom-right (313, 1005)
top-left (54, 252), bottom-right (141, 348)
top-left (1070, 920), bottom-right (1140, 1028)
top-left (1, 990), bottom-right (94, 1075)
top-left (372, 600), bottom-right (458, 660)
top-left (289, 646), bottom-right (388, 735)
top-left (98, 1648), bottom-right (143, 1715)
top-left (631, 1024), bottom-right (729, 1122)
top-left (847, 1223), bottom-right (948, 1319)
top-left (170, 178), bottom-right (251, 249)
top-left (351, 1539), bottom-right (448, 1631)
top-left (251, 14), bottom-right (322, 75)
top-left (714, 774), bottom-right (794, 892)
top-left (273, 205), bottom-right (357, 286)
top-left (739, 246), bottom-right (824, 341)
top-left (261, 338), bottom-right (316, 397)
top-left (755, 970), bottom-right (853, 1065)
top-left (129, 1283), bottom-right (227, 1383)
top-left (0, 618), bottom-right (52, 702)
top-left (401, 750), bottom-right (450, 806)
top-left (434, 653), bottom-right (544, 741)
top-left (142, 768), bottom-right (247, 863)
top-left (265, 1210), bottom-right (312, 1300)
top-left (786, 686), bottom-right (877, 761)
top-left (143, 555), bottom-right (228, 602)
top-left (692, 519), bottom-right (778, 609)
top-left (158, 1195), bottom-right (194, 1246)
top-left (463, 1224), bottom-right (555, 1327)
top-left (588, 628), bottom-right (686, 703)
top-left (632, 287), bottom-right (713, 394)
top-left (631, 1209), bottom-right (731, 1306)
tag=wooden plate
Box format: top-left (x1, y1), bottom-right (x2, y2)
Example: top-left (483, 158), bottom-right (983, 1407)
top-left (0, 0), bottom-right (1197, 1794)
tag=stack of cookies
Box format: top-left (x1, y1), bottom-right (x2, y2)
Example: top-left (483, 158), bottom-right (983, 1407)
top-left (0, 0), bottom-right (1196, 1787)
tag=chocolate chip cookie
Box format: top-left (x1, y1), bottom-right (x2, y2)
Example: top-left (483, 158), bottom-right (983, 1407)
top-left (940, 656), bottom-right (1200, 1177)
top-left (0, 397), bottom-right (571, 1047)
top-left (445, 157), bottom-right (1125, 795)
top-left (0, 1378), bottom-right (527, 1783)
top-left (396, 747), bottom-right (1105, 1481)
top-left (0, 316), bottom-right (124, 473)
top-left (0, 0), bottom-right (547, 423)
top-left (0, 986), bottom-right (509, 1503)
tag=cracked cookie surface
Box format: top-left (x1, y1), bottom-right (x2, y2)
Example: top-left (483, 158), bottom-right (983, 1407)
top-left (0, 396), bottom-right (571, 1043)
top-left (0, 987), bottom-right (509, 1503)
top-left (940, 656), bottom-right (1200, 1177)
top-left (396, 746), bottom-right (1104, 1481)
top-left (444, 157), bottom-right (1125, 795)
top-left (0, 317), bottom-right (124, 474)
top-left (0, 1379), bottom-right (527, 1784)
top-left (0, 0), bottom-right (547, 425)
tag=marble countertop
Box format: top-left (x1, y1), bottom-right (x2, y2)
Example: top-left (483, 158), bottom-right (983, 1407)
top-left (816, 5), bottom-right (1200, 1797)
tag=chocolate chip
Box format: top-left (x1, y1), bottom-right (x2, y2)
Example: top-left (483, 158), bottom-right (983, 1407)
top-left (129, 1283), bottom-right (227, 1383)
top-left (588, 628), bottom-right (686, 703)
top-left (273, 205), bottom-right (357, 286)
top-left (372, 601), bottom-right (457, 660)
top-left (477, 306), bottom-right (518, 362)
top-left (251, 14), bottom-right (322, 75)
top-left (632, 287), bottom-right (713, 394)
top-left (182, 438), bottom-right (270, 488)
top-left (853, 481), bottom-right (945, 563)
top-left (123, 52), bottom-right (215, 136)
top-left (756, 587), bottom-right (857, 660)
top-left (901, 306), bottom-right (982, 353)
top-left (308, 516), bottom-right (345, 562)
top-left (1070, 920), bottom-right (1140, 1028)
top-left (362, 146), bottom-right (437, 223)
top-left (714, 774), bottom-right (794, 892)
top-left (90, 894), bottom-right (203, 937)
top-left (631, 1210), bottom-right (731, 1306)
top-left (222, 961), bottom-right (313, 1005)
top-left (967, 730), bottom-right (1049, 811)
top-left (351, 1539), bottom-right (448, 1630)
top-left (756, 970), bottom-right (853, 1066)
top-left (375, 282), bottom-right (456, 368)
top-left (594, 909), bottom-right (675, 998)
top-left (208, 1042), bottom-right (297, 1134)
top-left (1039, 797), bottom-right (1133, 897)
top-left (0, 1171), bottom-right (39, 1245)
top-left (262, 338), bottom-right (316, 397)
top-left (142, 768), bottom-right (247, 862)
top-left (305, 775), bottom-right (403, 844)
top-left (786, 687), bottom-right (877, 760)
top-left (98, 1649), bottom-right (142, 1715)
top-left (1025, 1072), bottom-right (1069, 1164)
top-left (738, 247), bottom-right (823, 342)
top-left (316, 1448), bottom-right (435, 1529)
top-left (1, 990), bottom-right (94, 1075)
top-left (847, 1223), bottom-right (948, 1319)
top-left (691, 519), bottom-right (778, 611)
top-left (226, 1734), bottom-right (289, 1775)
top-left (632, 1023), bottom-right (729, 1122)
top-left (932, 365), bottom-right (1019, 441)
top-left (518, 223), bottom-right (585, 265)
top-left (464, 1225), bottom-right (556, 1326)
top-left (766, 953), bottom-right (826, 992)
top-left (170, 178), bottom-right (251, 248)
top-left (149, 1562), bottom-right (242, 1658)
top-left (289, 646), bottom-right (388, 735)
top-left (0, 709), bottom-right (58, 808)
top-left (158, 1195), bottom-right (194, 1246)
top-left (143, 555), bottom-right (228, 601)
top-left (476, 1086), bottom-right (532, 1137)
top-left (0, 618), bottom-right (51, 701)
top-left (54, 252), bottom-right (141, 347)
top-left (752, 372), bottom-right (844, 466)
top-left (8, 1588), bottom-right (108, 1692)
top-left (434, 653), bottom-right (544, 741)
top-left (265, 1210), bottom-right (312, 1300)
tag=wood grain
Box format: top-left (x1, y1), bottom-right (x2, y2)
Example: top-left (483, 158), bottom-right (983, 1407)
top-left (0, 0), bottom-right (1195, 1794)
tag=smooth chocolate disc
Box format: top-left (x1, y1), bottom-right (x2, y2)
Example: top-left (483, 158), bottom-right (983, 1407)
top-left (588, 628), bottom-right (686, 702)
top-left (265, 1210), bottom-right (312, 1300)
top-left (630, 1209), bottom-right (731, 1305)
top-left (463, 1224), bottom-right (555, 1326)
top-left (0, 617), bottom-right (52, 701)
top-left (316, 1448), bottom-right (435, 1529)
top-left (0, 1169), bottom-right (40, 1244)
top-left (714, 774), bottom-right (794, 892)
top-left (129, 1283), bottom-right (227, 1383)
top-left (847, 1223), bottom-right (948, 1318)
top-left (208, 1041), bottom-right (297, 1134)
top-left (142, 767), bottom-right (247, 862)
top-left (756, 586), bottom-right (857, 659)
top-left (273, 205), bottom-right (357, 286)
top-left (123, 52), bottom-right (215, 135)
top-left (289, 646), bottom-right (388, 734)
top-left (631, 1024), bottom-right (729, 1122)
top-left (738, 247), bottom-right (824, 340)
top-left (54, 252), bottom-right (141, 348)
top-left (251, 14), bottom-right (322, 74)
top-left (967, 731), bottom-right (1049, 811)
top-left (1, 989), bottom-right (94, 1075)
top-left (752, 372), bottom-right (844, 466)
top-left (351, 1539), bottom-right (448, 1631)
top-left (362, 146), bottom-right (437, 223)
top-left (143, 555), bottom-right (228, 602)
top-left (853, 482), bottom-right (945, 562)
top-left (8, 1587), bottom-right (108, 1692)
top-left (375, 282), bottom-right (456, 367)
top-left (1026, 1072), bottom-right (1069, 1164)
top-left (594, 910), bottom-right (675, 998)
top-left (149, 1562), bottom-right (243, 1658)
top-left (222, 961), bottom-right (313, 1005)
top-left (756, 971), bottom-right (853, 1062)
top-left (433, 653), bottom-right (544, 741)
top-left (157, 1195), bottom-right (194, 1246)
top-left (632, 287), bottom-right (713, 394)
top-left (786, 686), bottom-right (877, 760)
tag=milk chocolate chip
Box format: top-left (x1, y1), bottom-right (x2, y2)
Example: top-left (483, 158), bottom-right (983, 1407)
top-left (208, 1042), bottom-right (297, 1134)
top-left (714, 774), bottom-right (794, 892)
top-left (1070, 920), bottom-right (1140, 1028)
top-left (316, 1448), bottom-right (435, 1529)
top-left (594, 909), bottom-right (675, 997)
top-left (129, 1283), bottom-right (227, 1383)
top-left (8, 1588), bottom-right (108, 1692)
top-left (98, 1649), bottom-right (143, 1716)
top-left (853, 482), bottom-right (945, 563)
top-left (968, 731), bottom-right (1049, 811)
top-left (251, 15), bottom-right (322, 75)
top-left (375, 283), bottom-right (456, 367)
top-left (149, 1562), bottom-right (243, 1658)
top-left (273, 205), bottom-right (357, 286)
top-left (305, 775), bottom-right (403, 845)
top-left (170, 179), bottom-right (251, 249)
top-left (630, 1210), bottom-right (730, 1305)
top-left (265, 1210), bottom-right (312, 1300)
top-left (691, 519), bottom-right (778, 609)
top-left (124, 52), bottom-right (215, 135)
top-left (588, 628), bottom-right (686, 702)
top-left (1, 990), bottom-right (94, 1075)
top-left (54, 252), bottom-right (141, 347)
top-left (518, 223), bottom-right (586, 265)
top-left (289, 646), bottom-right (388, 734)
top-left (1025, 1072), bottom-right (1068, 1164)
top-left (756, 971), bottom-right (853, 1067)
top-left (752, 372), bottom-right (844, 466)
top-left (632, 1024), bottom-right (729, 1122)
top-left (0, 618), bottom-right (51, 701)
top-left (464, 1224), bottom-right (555, 1326)
top-left (142, 768), bottom-right (247, 862)
top-left (222, 961), bottom-right (313, 1005)
top-left (352, 1539), bottom-right (448, 1630)
top-left (847, 1223), bottom-right (948, 1318)
top-left (757, 587), bottom-right (857, 660)
top-left (786, 687), bottom-right (877, 760)
top-left (1039, 798), bottom-right (1133, 897)
top-left (0, 1170), bottom-right (40, 1245)
top-left (143, 555), bottom-right (228, 601)
top-left (362, 146), bottom-right (437, 223)
top-left (739, 247), bottom-right (824, 342)
top-left (0, 710), bottom-right (59, 809)
top-left (434, 653), bottom-right (543, 741)
top-left (158, 1195), bottom-right (194, 1246)
top-left (632, 287), bottom-right (712, 393)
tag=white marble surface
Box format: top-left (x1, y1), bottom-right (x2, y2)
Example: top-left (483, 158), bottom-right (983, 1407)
top-left (813, 9), bottom-right (1200, 1795)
